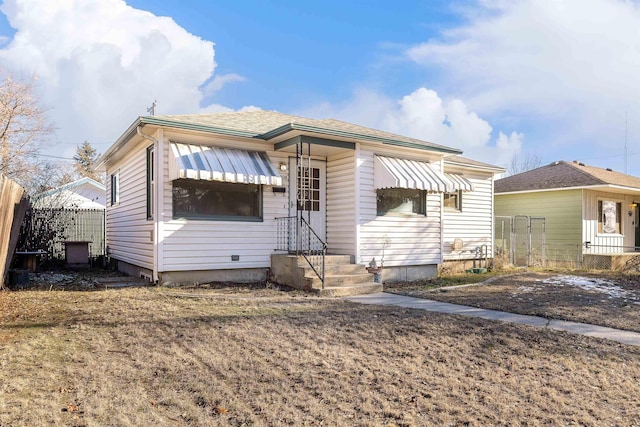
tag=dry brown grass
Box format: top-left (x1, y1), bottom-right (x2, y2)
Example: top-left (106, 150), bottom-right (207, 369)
top-left (2, 278), bottom-right (640, 426)
top-left (388, 271), bottom-right (640, 333)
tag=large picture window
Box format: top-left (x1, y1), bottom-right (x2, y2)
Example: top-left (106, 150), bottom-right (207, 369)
top-left (376, 188), bottom-right (426, 216)
top-left (173, 179), bottom-right (262, 221)
top-left (598, 200), bottom-right (621, 234)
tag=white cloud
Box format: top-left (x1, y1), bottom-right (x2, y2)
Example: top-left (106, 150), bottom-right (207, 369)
top-left (202, 73), bottom-right (245, 97)
top-left (0, 0), bottom-right (244, 155)
top-left (404, 0), bottom-right (640, 152)
top-left (299, 87), bottom-right (522, 167)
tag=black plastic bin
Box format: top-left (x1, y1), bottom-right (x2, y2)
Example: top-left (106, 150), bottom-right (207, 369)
top-left (8, 269), bottom-right (30, 289)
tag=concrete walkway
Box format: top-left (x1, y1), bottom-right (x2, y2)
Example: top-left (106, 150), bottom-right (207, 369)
top-left (345, 292), bottom-right (640, 347)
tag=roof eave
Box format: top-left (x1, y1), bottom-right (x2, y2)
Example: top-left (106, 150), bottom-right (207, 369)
top-left (260, 123), bottom-right (463, 155)
top-left (95, 116), bottom-right (264, 171)
top-left (140, 116), bottom-right (259, 138)
top-left (496, 184), bottom-right (640, 195)
top-left (444, 159), bottom-right (505, 173)
top-left (95, 117), bottom-right (143, 171)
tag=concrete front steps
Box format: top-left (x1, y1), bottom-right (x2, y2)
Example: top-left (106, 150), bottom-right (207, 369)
top-left (270, 254), bottom-right (382, 297)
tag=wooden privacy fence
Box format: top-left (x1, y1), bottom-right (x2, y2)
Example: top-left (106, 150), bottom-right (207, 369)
top-left (0, 174), bottom-right (30, 288)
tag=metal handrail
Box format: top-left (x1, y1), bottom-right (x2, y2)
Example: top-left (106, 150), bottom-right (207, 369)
top-left (275, 216), bottom-right (326, 288)
top-left (299, 216), bottom-right (326, 288)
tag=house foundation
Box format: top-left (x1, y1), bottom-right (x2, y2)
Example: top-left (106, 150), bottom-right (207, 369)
top-left (381, 264), bottom-right (438, 282)
top-left (158, 268), bottom-right (268, 286)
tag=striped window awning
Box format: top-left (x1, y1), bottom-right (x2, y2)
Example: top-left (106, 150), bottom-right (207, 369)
top-left (444, 173), bottom-right (474, 192)
top-left (169, 142), bottom-right (282, 185)
top-left (374, 156), bottom-right (451, 192)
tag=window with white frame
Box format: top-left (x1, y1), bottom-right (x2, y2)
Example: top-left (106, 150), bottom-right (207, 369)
top-left (598, 200), bottom-right (622, 234)
top-left (376, 188), bottom-right (426, 216)
top-left (110, 172), bottom-right (120, 206)
top-left (147, 146), bottom-right (154, 220)
top-left (443, 191), bottom-right (462, 211)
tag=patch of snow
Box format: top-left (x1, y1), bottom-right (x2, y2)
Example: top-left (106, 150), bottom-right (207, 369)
top-left (542, 275), bottom-right (637, 300)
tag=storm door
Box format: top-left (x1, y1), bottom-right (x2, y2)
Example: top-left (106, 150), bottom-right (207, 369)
top-left (289, 158), bottom-right (326, 242)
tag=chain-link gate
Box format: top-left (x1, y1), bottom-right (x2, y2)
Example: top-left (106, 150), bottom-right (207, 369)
top-left (495, 215), bottom-right (546, 267)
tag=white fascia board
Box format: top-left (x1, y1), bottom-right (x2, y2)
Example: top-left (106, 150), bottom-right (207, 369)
top-left (497, 184), bottom-right (640, 196)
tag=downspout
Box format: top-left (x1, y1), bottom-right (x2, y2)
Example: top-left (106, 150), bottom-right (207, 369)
top-left (354, 143), bottom-right (361, 264)
top-left (438, 158), bottom-right (445, 266)
top-left (136, 125), bottom-right (160, 282)
top-left (490, 173), bottom-right (496, 266)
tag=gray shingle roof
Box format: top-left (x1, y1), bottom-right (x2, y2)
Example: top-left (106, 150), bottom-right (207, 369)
top-left (444, 155), bottom-right (505, 171)
top-left (495, 160), bottom-right (640, 193)
top-left (153, 110), bottom-right (460, 153)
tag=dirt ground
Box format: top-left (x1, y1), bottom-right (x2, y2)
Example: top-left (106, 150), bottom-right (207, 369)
top-left (2, 270), bottom-right (640, 426)
top-left (387, 270), bottom-right (640, 333)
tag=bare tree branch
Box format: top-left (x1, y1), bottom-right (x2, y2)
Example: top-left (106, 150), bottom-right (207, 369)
top-left (506, 153), bottom-right (543, 176)
top-left (0, 70), bottom-right (55, 193)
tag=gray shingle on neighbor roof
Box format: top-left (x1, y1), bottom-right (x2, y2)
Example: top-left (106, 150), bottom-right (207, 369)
top-left (495, 160), bottom-right (640, 193)
top-left (152, 110), bottom-right (460, 153)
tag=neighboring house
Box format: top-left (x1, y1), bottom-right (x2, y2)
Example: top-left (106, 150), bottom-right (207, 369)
top-left (33, 177), bottom-right (106, 209)
top-left (28, 177), bottom-right (107, 261)
top-left (95, 110), bottom-right (502, 288)
top-left (495, 160), bottom-right (640, 265)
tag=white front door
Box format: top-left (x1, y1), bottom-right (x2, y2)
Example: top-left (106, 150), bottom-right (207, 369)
top-left (289, 158), bottom-right (326, 242)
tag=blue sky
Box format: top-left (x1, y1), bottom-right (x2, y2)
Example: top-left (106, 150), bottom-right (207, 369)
top-left (0, 0), bottom-right (639, 176)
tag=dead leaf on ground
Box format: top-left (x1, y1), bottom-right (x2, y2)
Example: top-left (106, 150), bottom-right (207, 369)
top-left (62, 403), bottom-right (80, 412)
top-left (213, 406), bottom-right (228, 415)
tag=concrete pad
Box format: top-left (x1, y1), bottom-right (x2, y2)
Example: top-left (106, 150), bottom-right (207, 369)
top-left (345, 292), bottom-right (640, 347)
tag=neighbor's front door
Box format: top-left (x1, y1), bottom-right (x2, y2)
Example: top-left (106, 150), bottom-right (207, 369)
top-left (289, 158), bottom-right (326, 242)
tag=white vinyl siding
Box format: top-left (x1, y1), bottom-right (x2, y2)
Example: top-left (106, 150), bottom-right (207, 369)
top-left (443, 171), bottom-right (494, 260)
top-left (106, 144), bottom-right (154, 270)
top-left (357, 147), bottom-right (442, 267)
top-left (583, 190), bottom-right (636, 253)
top-left (326, 151), bottom-right (356, 255)
top-left (160, 134), bottom-right (288, 272)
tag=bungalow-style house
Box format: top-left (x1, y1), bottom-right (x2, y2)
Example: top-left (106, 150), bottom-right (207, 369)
top-left (33, 177), bottom-right (106, 209)
top-left (495, 160), bottom-right (640, 268)
top-left (96, 110), bottom-right (502, 293)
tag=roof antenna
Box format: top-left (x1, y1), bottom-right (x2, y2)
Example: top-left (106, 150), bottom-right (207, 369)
top-left (147, 100), bottom-right (157, 116)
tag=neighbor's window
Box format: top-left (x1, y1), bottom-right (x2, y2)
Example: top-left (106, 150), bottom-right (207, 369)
top-left (173, 179), bottom-right (262, 221)
top-left (376, 188), bottom-right (426, 216)
top-left (598, 200), bottom-right (622, 234)
top-left (110, 172), bottom-right (120, 206)
top-left (147, 146), bottom-right (154, 220)
top-left (443, 191), bottom-right (462, 211)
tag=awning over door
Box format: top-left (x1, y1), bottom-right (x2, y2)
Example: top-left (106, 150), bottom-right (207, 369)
top-left (169, 142), bottom-right (282, 185)
top-left (444, 173), bottom-right (474, 192)
top-left (374, 155), bottom-right (451, 192)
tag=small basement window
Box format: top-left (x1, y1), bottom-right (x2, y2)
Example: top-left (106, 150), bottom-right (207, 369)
top-left (173, 179), bottom-right (262, 221)
top-left (376, 188), bottom-right (426, 216)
